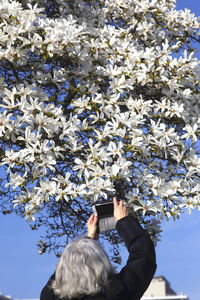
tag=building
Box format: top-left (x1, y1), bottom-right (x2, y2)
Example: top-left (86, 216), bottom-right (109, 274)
top-left (0, 292), bottom-right (11, 300)
top-left (142, 276), bottom-right (189, 300)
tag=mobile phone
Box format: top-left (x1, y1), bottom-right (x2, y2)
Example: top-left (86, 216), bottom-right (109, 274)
top-left (92, 202), bottom-right (114, 218)
top-left (92, 202), bottom-right (116, 233)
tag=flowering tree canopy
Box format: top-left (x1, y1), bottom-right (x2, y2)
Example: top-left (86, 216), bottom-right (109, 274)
top-left (0, 0), bottom-right (200, 257)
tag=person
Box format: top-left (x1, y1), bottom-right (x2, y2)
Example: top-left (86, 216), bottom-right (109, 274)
top-left (40, 197), bottom-right (157, 300)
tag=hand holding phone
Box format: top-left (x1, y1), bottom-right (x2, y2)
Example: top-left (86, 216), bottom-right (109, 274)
top-left (91, 197), bottom-right (128, 233)
top-left (87, 214), bottom-right (98, 239)
top-left (92, 201), bottom-right (115, 233)
top-left (113, 197), bottom-right (128, 222)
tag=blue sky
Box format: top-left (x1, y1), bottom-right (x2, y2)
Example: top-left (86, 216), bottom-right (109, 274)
top-left (155, 210), bottom-right (200, 300)
top-left (0, 1), bottom-right (200, 299)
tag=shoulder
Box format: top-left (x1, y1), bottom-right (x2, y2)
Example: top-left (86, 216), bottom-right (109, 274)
top-left (40, 273), bottom-right (57, 300)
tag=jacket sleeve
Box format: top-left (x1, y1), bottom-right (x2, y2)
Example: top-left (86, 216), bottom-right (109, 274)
top-left (116, 215), bottom-right (157, 300)
top-left (40, 273), bottom-right (57, 300)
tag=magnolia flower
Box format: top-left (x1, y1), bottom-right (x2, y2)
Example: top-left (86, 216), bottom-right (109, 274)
top-left (88, 139), bottom-right (112, 164)
top-left (7, 172), bottom-right (26, 189)
top-left (1, 149), bottom-right (19, 170)
top-left (73, 158), bottom-right (93, 179)
top-left (72, 96), bottom-right (92, 114)
top-left (133, 199), bottom-right (158, 216)
top-left (35, 180), bottom-right (57, 201)
top-left (0, 112), bottom-right (12, 136)
top-left (180, 197), bottom-right (196, 214)
top-left (144, 174), bottom-right (162, 197)
top-left (154, 98), bottom-right (170, 114)
top-left (182, 124), bottom-right (198, 143)
top-left (55, 184), bottom-right (74, 202)
top-left (87, 177), bottom-right (114, 202)
top-left (107, 141), bottom-right (124, 157)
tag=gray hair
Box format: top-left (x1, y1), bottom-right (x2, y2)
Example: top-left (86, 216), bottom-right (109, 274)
top-left (52, 237), bottom-right (115, 299)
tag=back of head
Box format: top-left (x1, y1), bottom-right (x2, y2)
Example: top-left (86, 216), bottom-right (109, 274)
top-left (52, 237), bottom-right (115, 299)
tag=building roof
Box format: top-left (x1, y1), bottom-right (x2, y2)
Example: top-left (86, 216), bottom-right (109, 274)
top-left (142, 276), bottom-right (189, 300)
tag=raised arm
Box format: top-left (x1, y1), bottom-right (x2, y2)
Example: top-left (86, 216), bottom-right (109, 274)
top-left (116, 214), bottom-right (157, 300)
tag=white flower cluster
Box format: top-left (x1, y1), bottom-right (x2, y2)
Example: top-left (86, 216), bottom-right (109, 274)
top-left (0, 0), bottom-right (200, 234)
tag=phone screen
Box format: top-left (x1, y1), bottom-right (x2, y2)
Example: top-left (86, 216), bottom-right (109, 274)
top-left (95, 202), bottom-right (114, 217)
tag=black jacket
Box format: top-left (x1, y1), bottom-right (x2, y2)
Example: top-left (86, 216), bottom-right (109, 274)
top-left (40, 216), bottom-right (157, 300)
